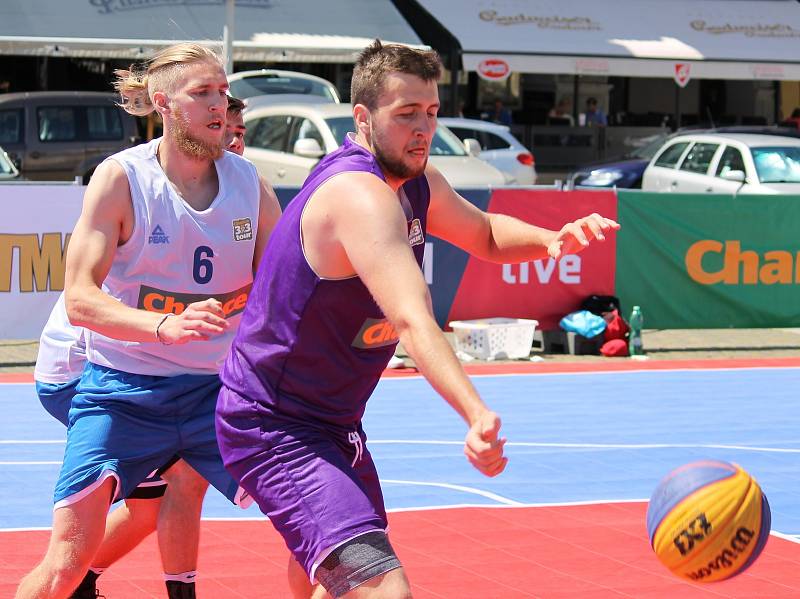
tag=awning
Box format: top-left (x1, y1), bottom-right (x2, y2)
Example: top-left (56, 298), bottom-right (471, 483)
top-left (416, 0), bottom-right (800, 80)
top-left (0, 0), bottom-right (423, 62)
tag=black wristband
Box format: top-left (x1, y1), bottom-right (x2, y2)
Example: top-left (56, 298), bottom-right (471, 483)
top-left (156, 313), bottom-right (174, 345)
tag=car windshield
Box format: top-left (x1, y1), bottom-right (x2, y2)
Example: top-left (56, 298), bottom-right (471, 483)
top-left (750, 146), bottom-right (800, 183)
top-left (324, 117), bottom-right (467, 156)
top-left (629, 133), bottom-right (670, 159)
top-left (230, 75), bottom-right (337, 102)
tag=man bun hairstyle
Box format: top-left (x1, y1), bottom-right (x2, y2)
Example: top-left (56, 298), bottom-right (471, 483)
top-left (114, 42), bottom-right (224, 116)
top-left (351, 39), bottom-right (442, 110)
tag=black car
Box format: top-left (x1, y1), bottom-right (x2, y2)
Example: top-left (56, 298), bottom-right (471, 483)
top-left (567, 126), bottom-right (800, 189)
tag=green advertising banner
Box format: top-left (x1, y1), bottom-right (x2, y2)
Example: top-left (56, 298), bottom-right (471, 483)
top-left (616, 191), bottom-right (800, 328)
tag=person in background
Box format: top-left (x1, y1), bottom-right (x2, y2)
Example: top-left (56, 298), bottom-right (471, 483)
top-left (491, 99), bottom-right (513, 126)
top-left (548, 97), bottom-right (574, 125)
top-left (224, 95), bottom-right (246, 154)
top-left (584, 97), bottom-right (607, 127)
top-left (780, 107), bottom-right (800, 130)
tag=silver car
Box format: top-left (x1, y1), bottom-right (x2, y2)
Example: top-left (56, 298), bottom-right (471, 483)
top-left (243, 102), bottom-right (506, 187)
top-left (438, 117), bottom-right (536, 185)
top-left (228, 69), bottom-right (341, 103)
top-left (642, 132), bottom-right (800, 194)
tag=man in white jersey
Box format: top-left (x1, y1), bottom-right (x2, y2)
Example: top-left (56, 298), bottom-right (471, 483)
top-left (32, 96), bottom-right (256, 599)
top-left (18, 44), bottom-right (281, 599)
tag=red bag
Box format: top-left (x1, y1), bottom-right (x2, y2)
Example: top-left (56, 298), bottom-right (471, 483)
top-left (601, 310), bottom-right (630, 357)
top-left (604, 310), bottom-right (629, 342)
top-left (601, 339), bottom-right (628, 357)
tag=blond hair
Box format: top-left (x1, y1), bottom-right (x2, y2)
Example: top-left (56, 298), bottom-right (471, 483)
top-left (114, 42), bottom-right (224, 116)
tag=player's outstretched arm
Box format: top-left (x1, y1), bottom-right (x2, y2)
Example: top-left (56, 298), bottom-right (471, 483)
top-left (425, 165), bottom-right (619, 263)
top-left (64, 160), bottom-right (228, 344)
top-left (322, 173), bottom-right (507, 477)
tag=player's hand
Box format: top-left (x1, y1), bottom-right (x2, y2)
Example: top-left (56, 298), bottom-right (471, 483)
top-left (157, 299), bottom-right (229, 345)
top-left (464, 411), bottom-right (507, 477)
top-left (547, 213), bottom-right (620, 259)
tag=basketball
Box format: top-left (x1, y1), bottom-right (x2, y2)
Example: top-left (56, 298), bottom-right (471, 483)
top-left (646, 460), bottom-right (771, 583)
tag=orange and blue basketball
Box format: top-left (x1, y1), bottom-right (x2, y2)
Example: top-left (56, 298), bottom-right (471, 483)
top-left (646, 460), bottom-right (770, 582)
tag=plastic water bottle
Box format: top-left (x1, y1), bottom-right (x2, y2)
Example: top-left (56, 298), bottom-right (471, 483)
top-left (629, 306), bottom-right (644, 356)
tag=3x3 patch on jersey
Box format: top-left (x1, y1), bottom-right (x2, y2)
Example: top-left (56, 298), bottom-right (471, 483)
top-left (233, 218), bottom-right (253, 241)
top-left (408, 218), bottom-right (424, 247)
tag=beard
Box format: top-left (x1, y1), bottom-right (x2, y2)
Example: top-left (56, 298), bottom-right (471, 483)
top-left (172, 105), bottom-right (223, 161)
top-left (370, 122), bottom-right (427, 181)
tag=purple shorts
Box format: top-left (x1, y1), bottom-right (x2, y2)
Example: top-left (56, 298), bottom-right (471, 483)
top-left (215, 385), bottom-right (388, 578)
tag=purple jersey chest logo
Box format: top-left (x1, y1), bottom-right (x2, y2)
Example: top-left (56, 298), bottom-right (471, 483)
top-left (351, 318), bottom-right (399, 349)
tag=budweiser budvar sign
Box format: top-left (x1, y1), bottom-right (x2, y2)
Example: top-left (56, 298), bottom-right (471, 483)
top-left (478, 58), bottom-right (511, 81)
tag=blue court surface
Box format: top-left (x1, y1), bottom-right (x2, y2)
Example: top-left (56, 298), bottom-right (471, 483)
top-left (2, 366), bottom-right (799, 539)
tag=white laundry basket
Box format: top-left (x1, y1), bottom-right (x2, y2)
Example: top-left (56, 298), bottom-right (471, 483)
top-left (448, 318), bottom-right (538, 361)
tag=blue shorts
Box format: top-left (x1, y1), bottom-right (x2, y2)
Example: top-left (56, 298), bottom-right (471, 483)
top-left (53, 363), bottom-right (242, 508)
top-left (35, 379), bottom-right (78, 427)
top-left (36, 378), bottom-right (171, 500)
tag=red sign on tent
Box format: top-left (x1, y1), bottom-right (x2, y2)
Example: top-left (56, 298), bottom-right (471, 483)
top-left (674, 63), bottom-right (691, 88)
top-left (478, 58), bottom-right (510, 81)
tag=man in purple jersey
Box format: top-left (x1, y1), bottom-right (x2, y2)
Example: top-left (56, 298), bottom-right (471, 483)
top-left (216, 40), bottom-right (619, 599)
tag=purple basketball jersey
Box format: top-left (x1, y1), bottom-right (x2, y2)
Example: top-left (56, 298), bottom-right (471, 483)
top-left (221, 135), bottom-right (429, 425)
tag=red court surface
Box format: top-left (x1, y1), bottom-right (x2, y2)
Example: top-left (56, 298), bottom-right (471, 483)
top-left (5, 356), bottom-right (800, 384)
top-left (2, 504), bottom-right (798, 598)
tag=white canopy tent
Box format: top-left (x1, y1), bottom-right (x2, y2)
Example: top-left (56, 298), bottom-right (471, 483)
top-left (416, 0), bottom-right (800, 80)
top-left (0, 0), bottom-right (423, 64)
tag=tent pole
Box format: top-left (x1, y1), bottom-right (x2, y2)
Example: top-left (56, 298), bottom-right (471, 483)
top-left (449, 49), bottom-right (460, 117)
top-left (223, 0), bottom-right (235, 75)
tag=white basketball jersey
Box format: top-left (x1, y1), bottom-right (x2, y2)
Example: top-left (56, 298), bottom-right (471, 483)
top-left (86, 138), bottom-right (260, 376)
top-left (35, 293), bottom-right (86, 384)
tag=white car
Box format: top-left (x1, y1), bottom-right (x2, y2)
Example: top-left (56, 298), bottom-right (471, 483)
top-left (229, 69), bottom-right (340, 103)
top-left (439, 117), bottom-right (536, 185)
top-left (642, 133), bottom-right (800, 194)
top-left (243, 102), bottom-right (506, 187)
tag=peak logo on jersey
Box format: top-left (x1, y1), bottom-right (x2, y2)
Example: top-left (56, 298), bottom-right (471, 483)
top-left (352, 318), bottom-right (399, 349)
top-left (137, 283), bottom-right (252, 317)
top-left (408, 218), bottom-right (424, 247)
top-left (233, 218), bottom-right (253, 242)
top-left (148, 225), bottom-right (170, 245)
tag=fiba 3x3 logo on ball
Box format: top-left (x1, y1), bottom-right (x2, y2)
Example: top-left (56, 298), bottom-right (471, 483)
top-left (646, 460), bottom-right (771, 582)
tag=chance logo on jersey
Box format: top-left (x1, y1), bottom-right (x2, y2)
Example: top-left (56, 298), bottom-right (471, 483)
top-left (352, 318), bottom-right (399, 349)
top-left (232, 218), bottom-right (253, 242)
top-left (137, 283), bottom-right (252, 317)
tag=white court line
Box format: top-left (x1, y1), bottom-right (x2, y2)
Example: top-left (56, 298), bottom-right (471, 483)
top-left (368, 439), bottom-right (800, 453)
top-left (2, 439), bottom-right (799, 461)
top-left (0, 440), bottom-right (64, 444)
top-left (0, 461), bottom-right (60, 465)
top-left (771, 531), bottom-right (800, 545)
top-left (380, 478), bottom-right (523, 506)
